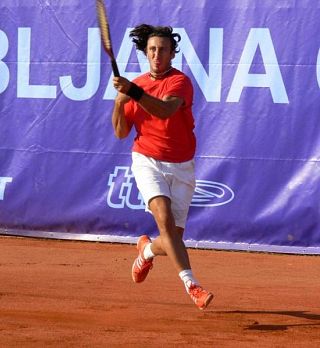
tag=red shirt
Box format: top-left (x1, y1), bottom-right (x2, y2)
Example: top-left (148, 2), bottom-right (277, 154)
top-left (124, 68), bottom-right (196, 163)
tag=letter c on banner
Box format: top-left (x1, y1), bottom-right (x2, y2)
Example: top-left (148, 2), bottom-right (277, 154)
top-left (317, 49), bottom-right (320, 88)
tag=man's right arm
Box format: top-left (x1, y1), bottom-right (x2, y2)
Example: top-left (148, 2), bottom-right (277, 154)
top-left (112, 93), bottom-right (132, 139)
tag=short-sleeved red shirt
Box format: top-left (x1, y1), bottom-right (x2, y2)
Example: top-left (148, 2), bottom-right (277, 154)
top-left (124, 68), bottom-right (196, 163)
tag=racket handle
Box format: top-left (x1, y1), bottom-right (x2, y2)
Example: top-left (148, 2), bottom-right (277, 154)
top-left (111, 59), bottom-right (120, 77)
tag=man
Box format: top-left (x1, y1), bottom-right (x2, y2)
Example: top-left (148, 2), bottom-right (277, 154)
top-left (111, 24), bottom-right (213, 310)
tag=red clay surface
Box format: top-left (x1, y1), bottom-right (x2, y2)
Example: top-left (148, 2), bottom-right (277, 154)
top-left (0, 236), bottom-right (320, 347)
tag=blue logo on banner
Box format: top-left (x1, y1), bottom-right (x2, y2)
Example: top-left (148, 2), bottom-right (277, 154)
top-left (191, 180), bottom-right (235, 207)
top-left (107, 167), bottom-right (145, 210)
top-left (107, 167), bottom-right (234, 209)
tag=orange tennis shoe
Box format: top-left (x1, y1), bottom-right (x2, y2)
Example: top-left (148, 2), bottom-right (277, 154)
top-left (187, 282), bottom-right (214, 310)
top-left (131, 235), bottom-right (153, 283)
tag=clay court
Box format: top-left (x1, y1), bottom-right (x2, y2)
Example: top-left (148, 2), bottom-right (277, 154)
top-left (0, 236), bottom-right (319, 347)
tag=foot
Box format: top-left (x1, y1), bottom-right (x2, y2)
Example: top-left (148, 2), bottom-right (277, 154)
top-left (187, 282), bottom-right (214, 310)
top-left (131, 235), bottom-right (153, 283)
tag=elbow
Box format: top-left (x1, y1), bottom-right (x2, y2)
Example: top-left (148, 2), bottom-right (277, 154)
top-left (157, 109), bottom-right (173, 119)
top-left (114, 130), bottom-right (129, 139)
top-left (157, 104), bottom-right (179, 119)
top-left (112, 122), bottom-right (130, 139)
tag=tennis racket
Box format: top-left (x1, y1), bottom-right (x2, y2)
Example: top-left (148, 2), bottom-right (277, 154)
top-left (96, 0), bottom-right (120, 77)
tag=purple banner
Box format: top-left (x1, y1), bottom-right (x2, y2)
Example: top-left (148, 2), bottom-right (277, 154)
top-left (0, 0), bottom-right (320, 254)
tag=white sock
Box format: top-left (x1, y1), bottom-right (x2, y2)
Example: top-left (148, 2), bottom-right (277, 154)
top-left (179, 269), bottom-right (199, 292)
top-left (143, 242), bottom-right (155, 260)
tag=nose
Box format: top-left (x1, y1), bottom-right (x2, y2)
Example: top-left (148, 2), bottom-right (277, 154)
top-left (154, 49), bottom-right (160, 58)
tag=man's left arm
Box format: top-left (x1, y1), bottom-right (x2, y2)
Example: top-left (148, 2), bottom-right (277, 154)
top-left (113, 76), bottom-right (184, 120)
top-left (138, 93), bottom-right (183, 119)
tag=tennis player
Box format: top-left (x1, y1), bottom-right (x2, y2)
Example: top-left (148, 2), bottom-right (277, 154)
top-left (111, 24), bottom-right (213, 310)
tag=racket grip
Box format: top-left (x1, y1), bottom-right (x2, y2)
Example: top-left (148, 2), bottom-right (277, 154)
top-left (111, 59), bottom-right (120, 77)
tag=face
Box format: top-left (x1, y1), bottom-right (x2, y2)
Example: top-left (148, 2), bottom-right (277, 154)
top-left (146, 36), bottom-right (175, 74)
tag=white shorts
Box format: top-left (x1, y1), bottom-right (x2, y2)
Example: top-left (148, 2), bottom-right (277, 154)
top-left (131, 152), bottom-right (196, 229)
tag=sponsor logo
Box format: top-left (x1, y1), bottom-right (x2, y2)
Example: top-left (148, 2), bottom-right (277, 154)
top-left (0, 177), bottom-right (13, 200)
top-left (0, 27), bottom-right (292, 103)
top-left (191, 180), bottom-right (234, 207)
top-left (107, 167), bottom-right (145, 210)
top-left (107, 167), bottom-right (234, 209)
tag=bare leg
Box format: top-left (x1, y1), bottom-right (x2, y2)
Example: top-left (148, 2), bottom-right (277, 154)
top-left (151, 228), bottom-right (183, 256)
top-left (148, 195), bottom-right (191, 272)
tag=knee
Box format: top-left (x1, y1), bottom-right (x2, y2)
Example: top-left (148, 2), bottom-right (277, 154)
top-left (149, 196), bottom-right (175, 232)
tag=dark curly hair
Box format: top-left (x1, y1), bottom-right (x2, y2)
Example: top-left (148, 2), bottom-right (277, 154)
top-left (129, 24), bottom-right (181, 54)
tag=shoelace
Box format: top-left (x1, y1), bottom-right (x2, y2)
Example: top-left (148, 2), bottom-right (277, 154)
top-left (136, 255), bottom-right (153, 270)
top-left (189, 285), bottom-right (203, 296)
top-left (186, 280), bottom-right (204, 298)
